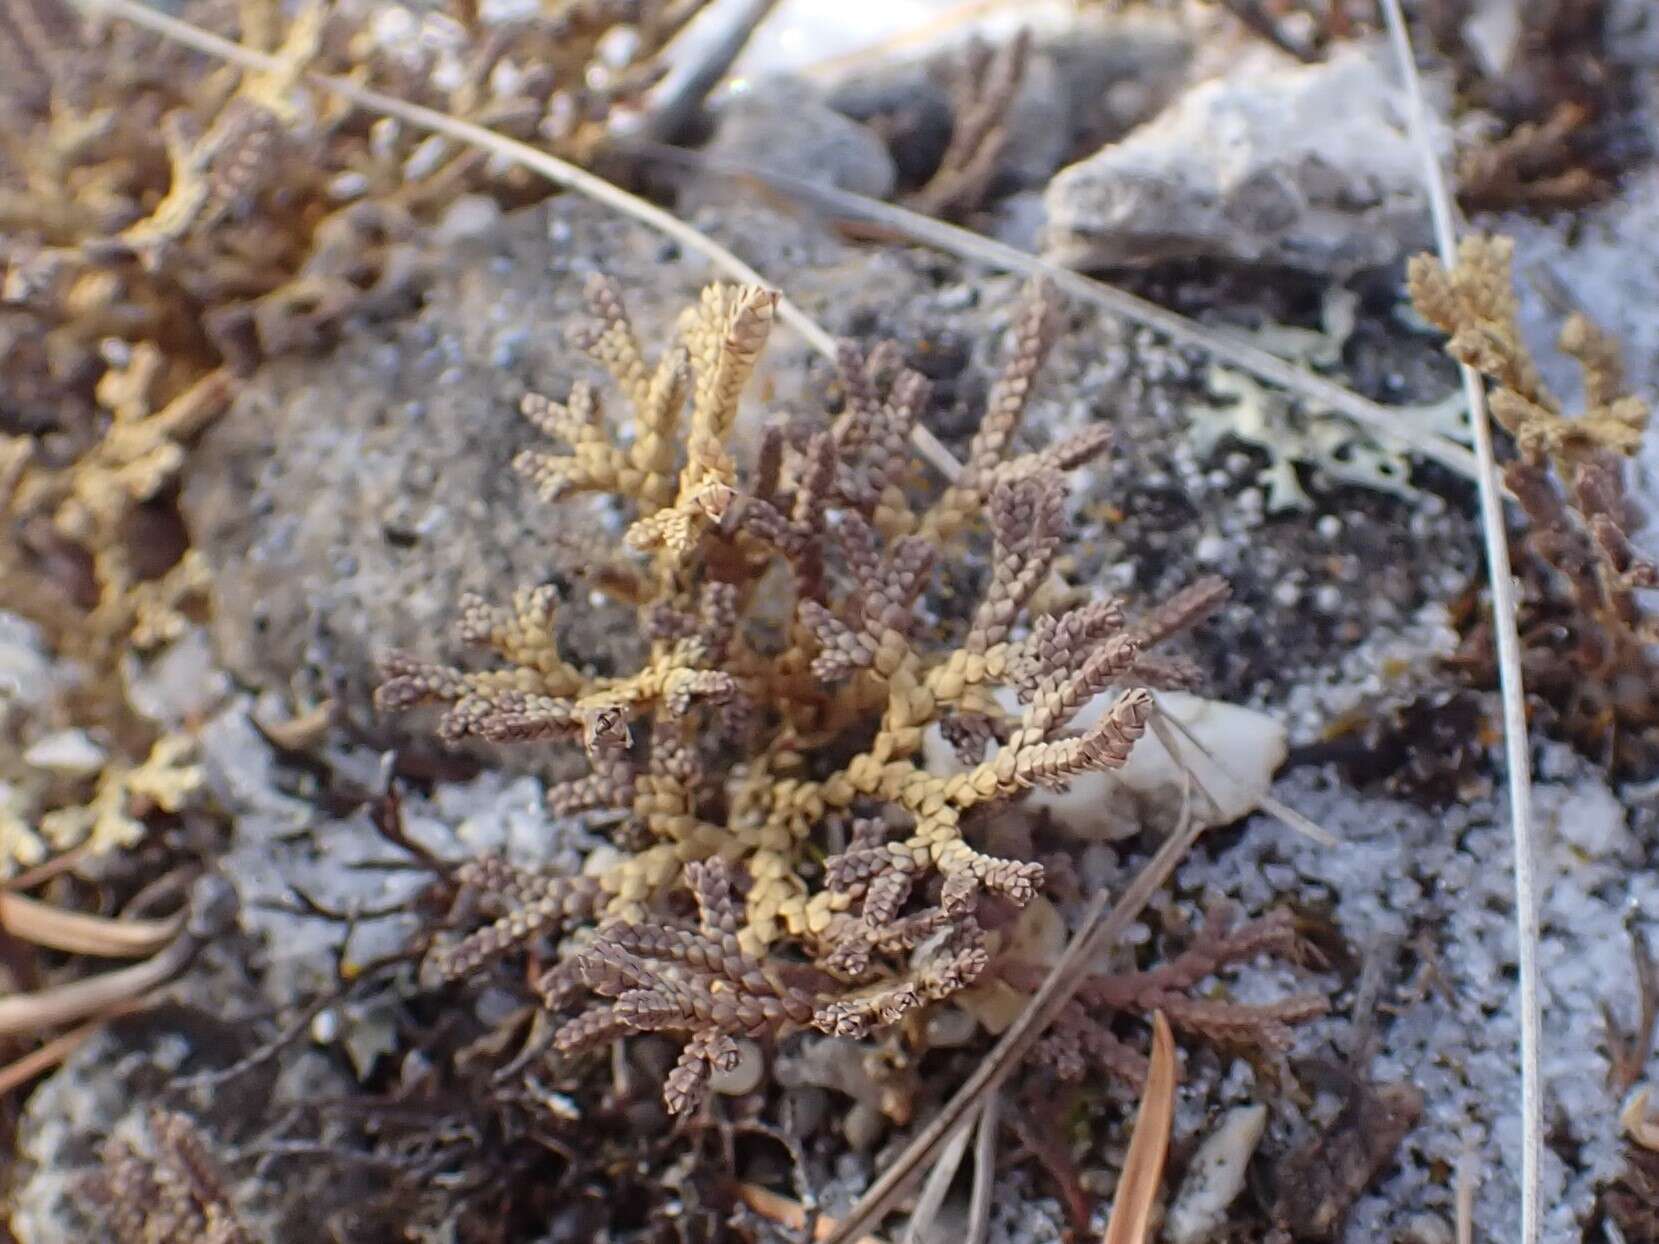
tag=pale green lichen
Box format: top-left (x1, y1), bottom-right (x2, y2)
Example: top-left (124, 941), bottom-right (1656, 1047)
top-left (1193, 287), bottom-right (1468, 512)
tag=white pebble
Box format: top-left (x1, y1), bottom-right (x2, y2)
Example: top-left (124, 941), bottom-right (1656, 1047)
top-left (923, 1005), bottom-right (979, 1049)
top-left (23, 729), bottom-right (107, 776)
top-left (710, 1039), bottom-right (766, 1097)
top-left (1165, 1104), bottom-right (1267, 1243)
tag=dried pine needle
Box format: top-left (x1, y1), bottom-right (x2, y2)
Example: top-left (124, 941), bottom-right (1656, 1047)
top-left (0, 931), bottom-right (197, 1037)
top-left (734, 1183), bottom-right (891, 1244)
top-left (966, 1091), bottom-right (1001, 1244)
top-left (1102, 1010), bottom-right (1177, 1244)
top-left (0, 999), bottom-right (149, 1097)
top-left (902, 1111), bottom-right (978, 1244)
top-left (0, 892), bottom-right (184, 958)
top-left (1622, 1090), bottom-right (1659, 1152)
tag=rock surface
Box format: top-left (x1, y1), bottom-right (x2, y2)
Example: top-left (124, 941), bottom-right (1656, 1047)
top-left (183, 204), bottom-right (688, 713)
top-left (1043, 44), bottom-right (1435, 274)
top-left (7, 984), bottom-right (363, 1244)
top-left (825, 17), bottom-right (1193, 197)
top-left (685, 78), bottom-right (897, 210)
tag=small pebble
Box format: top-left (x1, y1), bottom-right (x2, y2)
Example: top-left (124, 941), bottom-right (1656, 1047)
top-left (710, 1039), bottom-right (766, 1097)
top-left (310, 1008), bottom-right (340, 1043)
top-left (923, 1006), bottom-right (978, 1049)
top-left (23, 729), bottom-right (107, 776)
top-left (1194, 534), bottom-right (1227, 564)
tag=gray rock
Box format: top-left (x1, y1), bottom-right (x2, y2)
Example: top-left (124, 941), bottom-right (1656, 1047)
top-left (687, 78), bottom-right (896, 209)
top-left (122, 625), bottom-right (233, 730)
top-left (988, 189), bottom-right (1047, 251)
top-left (824, 18), bottom-right (1192, 197)
top-left (826, 62), bottom-right (955, 187)
top-left (1044, 16), bottom-right (1194, 157)
top-left (1043, 44), bottom-right (1434, 274)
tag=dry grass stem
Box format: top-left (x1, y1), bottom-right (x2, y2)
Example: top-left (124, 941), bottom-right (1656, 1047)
top-left (1379, 1), bottom-right (1543, 1239)
top-left (633, 145), bottom-right (1481, 481)
top-left (0, 927), bottom-right (196, 1036)
top-left (0, 892), bottom-right (184, 958)
top-left (1102, 1009), bottom-right (1177, 1244)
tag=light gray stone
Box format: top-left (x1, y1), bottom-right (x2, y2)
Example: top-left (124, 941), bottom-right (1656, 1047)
top-left (689, 78), bottom-right (896, 208)
top-left (824, 17), bottom-right (1193, 198)
top-left (1043, 45), bottom-right (1435, 274)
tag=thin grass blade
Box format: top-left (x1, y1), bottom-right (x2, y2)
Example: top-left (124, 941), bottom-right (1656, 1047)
top-left (1101, 1010), bottom-right (1177, 1244)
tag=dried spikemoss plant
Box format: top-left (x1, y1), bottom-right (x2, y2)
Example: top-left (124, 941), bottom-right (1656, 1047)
top-left (0, 736), bottom-right (201, 879)
top-left (88, 1108), bottom-right (256, 1244)
top-left (0, 333), bottom-right (212, 875)
top-left (376, 275), bottom-right (1267, 1114)
top-left (1409, 235), bottom-right (1657, 773)
top-left (1, 0), bottom-right (708, 874)
top-left (1, 0), bottom-right (704, 393)
top-left (1, 0), bottom-right (706, 665)
top-left (904, 30), bottom-right (1031, 223)
top-left (1427, 0), bottom-right (1641, 213)
top-left (991, 901), bottom-right (1327, 1086)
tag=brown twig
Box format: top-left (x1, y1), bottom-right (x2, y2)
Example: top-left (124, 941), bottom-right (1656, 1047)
top-left (0, 997), bottom-right (150, 1096)
top-left (1605, 929), bottom-right (1659, 1097)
